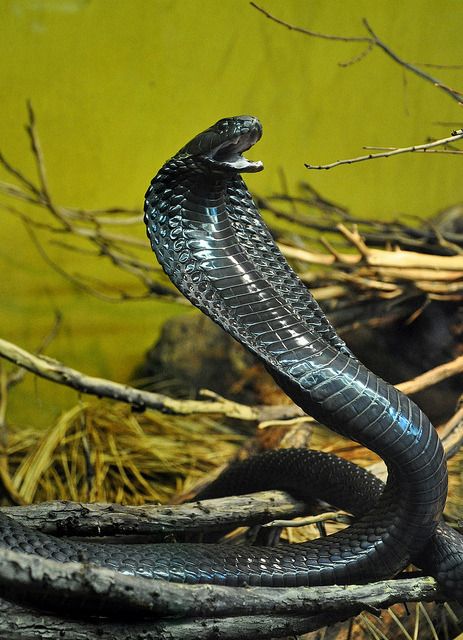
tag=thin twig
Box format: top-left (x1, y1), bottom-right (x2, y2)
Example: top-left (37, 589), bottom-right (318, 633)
top-left (414, 61), bottom-right (463, 70)
top-left (25, 102), bottom-right (71, 229)
top-left (0, 179), bottom-right (43, 205)
top-left (249, 2), bottom-right (370, 43)
top-left (338, 43), bottom-right (374, 68)
top-left (23, 222), bottom-right (135, 303)
top-left (0, 152), bottom-right (42, 198)
top-left (363, 145), bottom-right (463, 156)
top-left (305, 131), bottom-right (463, 170)
top-left (262, 510), bottom-right (353, 529)
top-left (250, 5), bottom-right (463, 105)
top-left (362, 20), bottom-right (463, 105)
top-left (6, 311), bottom-right (62, 391)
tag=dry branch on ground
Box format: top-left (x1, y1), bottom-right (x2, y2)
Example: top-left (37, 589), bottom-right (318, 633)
top-left (0, 545), bottom-right (445, 620)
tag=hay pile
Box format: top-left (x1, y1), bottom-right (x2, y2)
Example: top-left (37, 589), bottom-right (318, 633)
top-left (1, 401), bottom-right (243, 506)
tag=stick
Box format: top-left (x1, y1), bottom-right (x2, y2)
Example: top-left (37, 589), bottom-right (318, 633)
top-left (0, 338), bottom-right (302, 422)
top-left (249, 2), bottom-right (370, 43)
top-left (0, 597), bottom-right (357, 640)
top-left (0, 491), bottom-right (307, 537)
top-left (363, 20), bottom-right (463, 104)
top-left (0, 545), bottom-right (443, 619)
top-left (250, 4), bottom-right (463, 105)
top-left (305, 131), bottom-right (463, 171)
top-left (396, 355), bottom-right (463, 396)
top-left (1, 337), bottom-right (463, 420)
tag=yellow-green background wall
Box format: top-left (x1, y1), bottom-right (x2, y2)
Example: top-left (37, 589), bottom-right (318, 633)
top-left (1, 0), bottom-right (462, 426)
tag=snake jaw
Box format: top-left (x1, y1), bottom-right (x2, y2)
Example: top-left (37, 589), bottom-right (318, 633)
top-left (206, 129), bottom-right (264, 173)
top-left (179, 116), bottom-right (264, 174)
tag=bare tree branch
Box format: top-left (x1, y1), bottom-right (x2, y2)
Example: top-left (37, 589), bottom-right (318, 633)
top-left (1, 336), bottom-right (463, 423)
top-left (362, 20), bottom-right (463, 104)
top-left (305, 130), bottom-right (463, 170)
top-left (0, 597), bottom-right (356, 640)
top-left (260, 187), bottom-right (463, 256)
top-left (2, 106), bottom-right (462, 315)
top-left (250, 4), bottom-right (463, 105)
top-left (396, 354), bottom-right (463, 396)
top-left (0, 491), bottom-right (307, 537)
top-left (0, 104), bottom-right (184, 303)
top-left (276, 218), bottom-right (463, 305)
top-left (249, 2), bottom-right (370, 43)
top-left (0, 545), bottom-right (444, 620)
top-left (0, 337), bottom-right (303, 422)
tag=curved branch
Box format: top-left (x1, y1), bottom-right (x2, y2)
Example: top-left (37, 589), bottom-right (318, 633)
top-left (0, 545), bottom-right (443, 619)
top-left (363, 20), bottom-right (463, 104)
top-left (0, 337), bottom-right (303, 421)
top-left (2, 337), bottom-right (463, 422)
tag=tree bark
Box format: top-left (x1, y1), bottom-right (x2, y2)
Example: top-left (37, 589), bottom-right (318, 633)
top-left (0, 546), bottom-right (444, 619)
top-left (0, 491), bottom-right (306, 537)
top-left (0, 597), bottom-right (357, 640)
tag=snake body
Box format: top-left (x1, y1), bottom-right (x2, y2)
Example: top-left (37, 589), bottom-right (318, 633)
top-left (144, 116), bottom-right (449, 587)
top-left (0, 115), bottom-right (460, 612)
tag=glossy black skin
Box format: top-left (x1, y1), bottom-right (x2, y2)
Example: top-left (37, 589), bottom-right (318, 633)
top-left (0, 116), bottom-right (458, 615)
top-left (144, 116), bottom-right (450, 588)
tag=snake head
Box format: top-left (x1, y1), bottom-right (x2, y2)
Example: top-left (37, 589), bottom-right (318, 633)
top-left (179, 115), bottom-right (264, 174)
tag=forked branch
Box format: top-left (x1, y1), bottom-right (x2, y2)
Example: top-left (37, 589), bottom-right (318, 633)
top-left (251, 3), bottom-right (463, 105)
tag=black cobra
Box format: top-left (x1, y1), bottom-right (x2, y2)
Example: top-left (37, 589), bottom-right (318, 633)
top-left (0, 116), bottom-right (460, 613)
top-left (143, 115), bottom-right (460, 594)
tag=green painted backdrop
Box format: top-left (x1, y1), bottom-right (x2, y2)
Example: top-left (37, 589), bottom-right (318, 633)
top-left (1, 0), bottom-right (462, 426)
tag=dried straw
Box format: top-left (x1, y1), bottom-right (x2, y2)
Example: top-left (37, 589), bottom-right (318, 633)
top-left (2, 401), bottom-right (243, 506)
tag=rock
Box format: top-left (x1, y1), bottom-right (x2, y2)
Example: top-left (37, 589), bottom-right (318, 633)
top-left (134, 313), bottom-right (286, 405)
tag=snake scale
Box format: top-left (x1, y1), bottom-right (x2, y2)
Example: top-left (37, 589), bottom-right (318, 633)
top-left (0, 115), bottom-right (461, 614)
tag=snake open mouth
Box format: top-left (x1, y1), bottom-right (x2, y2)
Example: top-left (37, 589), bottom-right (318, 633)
top-left (207, 129), bottom-right (264, 173)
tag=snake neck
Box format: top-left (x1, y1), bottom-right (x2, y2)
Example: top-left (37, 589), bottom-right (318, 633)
top-left (146, 160), bottom-right (353, 359)
top-left (145, 158), bottom-right (242, 281)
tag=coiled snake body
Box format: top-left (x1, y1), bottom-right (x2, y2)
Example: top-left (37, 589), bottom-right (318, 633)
top-left (0, 116), bottom-right (461, 612)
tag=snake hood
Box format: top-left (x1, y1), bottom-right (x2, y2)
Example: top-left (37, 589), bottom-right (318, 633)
top-left (177, 115), bottom-right (264, 174)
